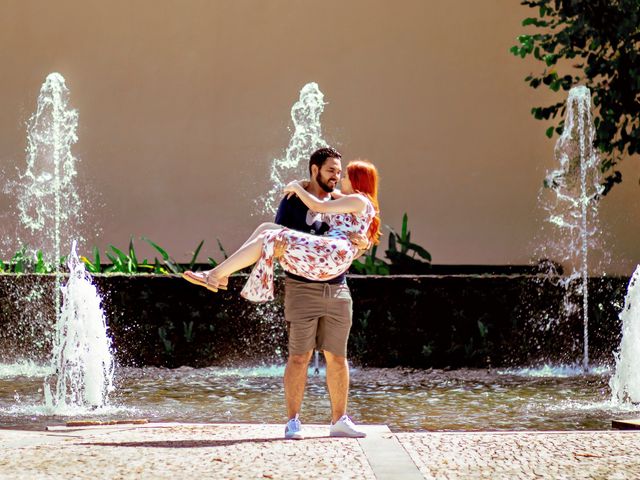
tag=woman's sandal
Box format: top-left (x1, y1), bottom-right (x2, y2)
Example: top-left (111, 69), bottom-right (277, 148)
top-left (182, 271), bottom-right (228, 293)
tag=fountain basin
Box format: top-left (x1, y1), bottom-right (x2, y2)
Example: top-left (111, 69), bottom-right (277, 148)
top-left (0, 364), bottom-right (635, 431)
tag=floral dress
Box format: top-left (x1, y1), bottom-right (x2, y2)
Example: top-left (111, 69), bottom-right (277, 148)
top-left (241, 198), bottom-right (376, 302)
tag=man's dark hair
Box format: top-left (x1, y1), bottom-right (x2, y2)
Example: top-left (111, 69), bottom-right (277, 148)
top-left (309, 147), bottom-right (342, 175)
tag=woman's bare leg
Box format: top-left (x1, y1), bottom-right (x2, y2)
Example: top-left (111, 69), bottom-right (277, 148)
top-left (239, 222), bottom-right (281, 249)
top-left (189, 222), bottom-right (283, 286)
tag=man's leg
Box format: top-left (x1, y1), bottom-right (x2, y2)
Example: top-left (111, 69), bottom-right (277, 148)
top-left (282, 278), bottom-right (322, 439)
top-left (324, 350), bottom-right (349, 423)
top-left (319, 284), bottom-right (366, 437)
top-left (284, 350), bottom-right (313, 420)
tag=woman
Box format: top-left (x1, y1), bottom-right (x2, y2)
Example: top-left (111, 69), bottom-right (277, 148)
top-left (183, 159), bottom-right (381, 302)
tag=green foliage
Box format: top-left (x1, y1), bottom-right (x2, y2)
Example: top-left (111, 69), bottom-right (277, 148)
top-left (350, 213), bottom-right (432, 275)
top-left (511, 0), bottom-right (640, 194)
top-left (385, 213), bottom-right (432, 274)
top-left (81, 246), bottom-right (102, 274)
top-left (1, 215), bottom-right (432, 276)
top-left (92, 237), bottom-right (217, 274)
top-left (183, 321), bottom-right (195, 343)
top-left (88, 237), bottom-right (209, 274)
top-left (350, 245), bottom-right (390, 275)
top-left (10, 247), bottom-right (27, 274)
top-left (478, 320), bottom-right (489, 339)
top-left (0, 246), bottom-right (64, 274)
top-left (158, 325), bottom-right (174, 355)
top-left (140, 237), bottom-right (182, 274)
top-left (1, 237), bottom-right (220, 275)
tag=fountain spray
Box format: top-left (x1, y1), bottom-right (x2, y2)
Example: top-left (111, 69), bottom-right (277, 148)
top-left (16, 73), bottom-right (114, 410)
top-left (610, 265), bottom-right (640, 404)
top-left (542, 85), bottom-right (604, 370)
top-left (258, 82), bottom-right (328, 215)
top-left (17, 73), bottom-right (81, 318)
top-left (44, 242), bottom-right (114, 410)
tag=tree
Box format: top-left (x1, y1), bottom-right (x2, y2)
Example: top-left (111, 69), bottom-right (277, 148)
top-left (511, 0), bottom-right (640, 195)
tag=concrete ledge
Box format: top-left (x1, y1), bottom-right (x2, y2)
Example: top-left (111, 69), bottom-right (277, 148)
top-left (612, 418), bottom-right (640, 430)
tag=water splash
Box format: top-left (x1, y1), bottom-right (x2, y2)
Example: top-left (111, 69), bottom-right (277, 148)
top-left (0, 361), bottom-right (52, 379)
top-left (499, 364), bottom-right (610, 378)
top-left (43, 241), bottom-right (114, 411)
top-left (258, 82), bottom-right (327, 215)
top-left (12, 73), bottom-right (83, 344)
top-left (16, 72), bottom-right (82, 263)
top-left (538, 85), bottom-right (605, 370)
top-left (610, 265), bottom-right (640, 404)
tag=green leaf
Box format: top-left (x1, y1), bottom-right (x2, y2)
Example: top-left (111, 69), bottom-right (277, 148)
top-left (217, 238), bottom-right (228, 260)
top-left (35, 250), bottom-right (45, 273)
top-left (401, 213), bottom-right (408, 241)
top-left (105, 253), bottom-right (117, 265)
top-left (93, 246), bottom-right (101, 272)
top-left (405, 242), bottom-right (432, 262)
top-left (143, 237), bottom-right (170, 261)
top-left (109, 245), bottom-right (130, 265)
top-left (478, 320), bottom-right (488, 338)
top-left (387, 230), bottom-right (397, 252)
top-left (81, 256), bottom-right (100, 274)
top-left (189, 240), bottom-right (205, 270)
top-left (545, 126), bottom-right (555, 138)
top-left (164, 260), bottom-right (182, 275)
top-left (154, 258), bottom-right (168, 274)
top-left (128, 237), bottom-right (139, 268)
top-left (517, 34), bottom-right (531, 45)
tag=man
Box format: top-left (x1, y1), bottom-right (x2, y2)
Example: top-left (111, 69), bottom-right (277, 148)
top-left (274, 147), bottom-right (367, 440)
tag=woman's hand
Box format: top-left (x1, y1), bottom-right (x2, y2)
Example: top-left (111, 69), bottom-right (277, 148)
top-left (283, 180), bottom-right (305, 199)
top-left (347, 232), bottom-right (370, 251)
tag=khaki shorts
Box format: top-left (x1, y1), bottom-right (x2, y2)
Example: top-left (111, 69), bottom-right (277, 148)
top-left (284, 277), bottom-right (353, 357)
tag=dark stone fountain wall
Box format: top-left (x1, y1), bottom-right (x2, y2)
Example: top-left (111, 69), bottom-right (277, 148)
top-left (0, 274), bottom-right (629, 368)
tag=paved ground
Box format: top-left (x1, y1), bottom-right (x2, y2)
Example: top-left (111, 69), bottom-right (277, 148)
top-left (1, 423), bottom-right (640, 479)
top-left (398, 431), bottom-right (640, 479)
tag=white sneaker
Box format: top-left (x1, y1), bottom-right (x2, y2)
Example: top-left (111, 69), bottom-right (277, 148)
top-left (329, 415), bottom-right (367, 438)
top-left (284, 414), bottom-right (304, 440)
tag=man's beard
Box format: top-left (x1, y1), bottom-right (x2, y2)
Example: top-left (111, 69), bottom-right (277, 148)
top-left (316, 172), bottom-right (335, 193)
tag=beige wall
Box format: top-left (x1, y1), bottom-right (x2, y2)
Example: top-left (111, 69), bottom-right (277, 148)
top-left (1, 0), bottom-right (638, 274)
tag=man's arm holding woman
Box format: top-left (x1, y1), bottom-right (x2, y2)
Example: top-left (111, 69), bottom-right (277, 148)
top-left (283, 181), bottom-right (367, 214)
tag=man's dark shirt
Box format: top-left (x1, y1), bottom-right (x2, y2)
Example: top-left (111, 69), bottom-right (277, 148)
top-left (274, 195), bottom-right (346, 285)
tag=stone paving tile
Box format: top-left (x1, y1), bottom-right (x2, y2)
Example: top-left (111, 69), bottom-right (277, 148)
top-left (0, 424), bottom-right (375, 480)
top-left (396, 431), bottom-right (640, 480)
top-left (5, 425), bottom-right (640, 479)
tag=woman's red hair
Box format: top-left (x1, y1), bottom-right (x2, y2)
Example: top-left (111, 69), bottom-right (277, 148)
top-left (347, 160), bottom-right (381, 246)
